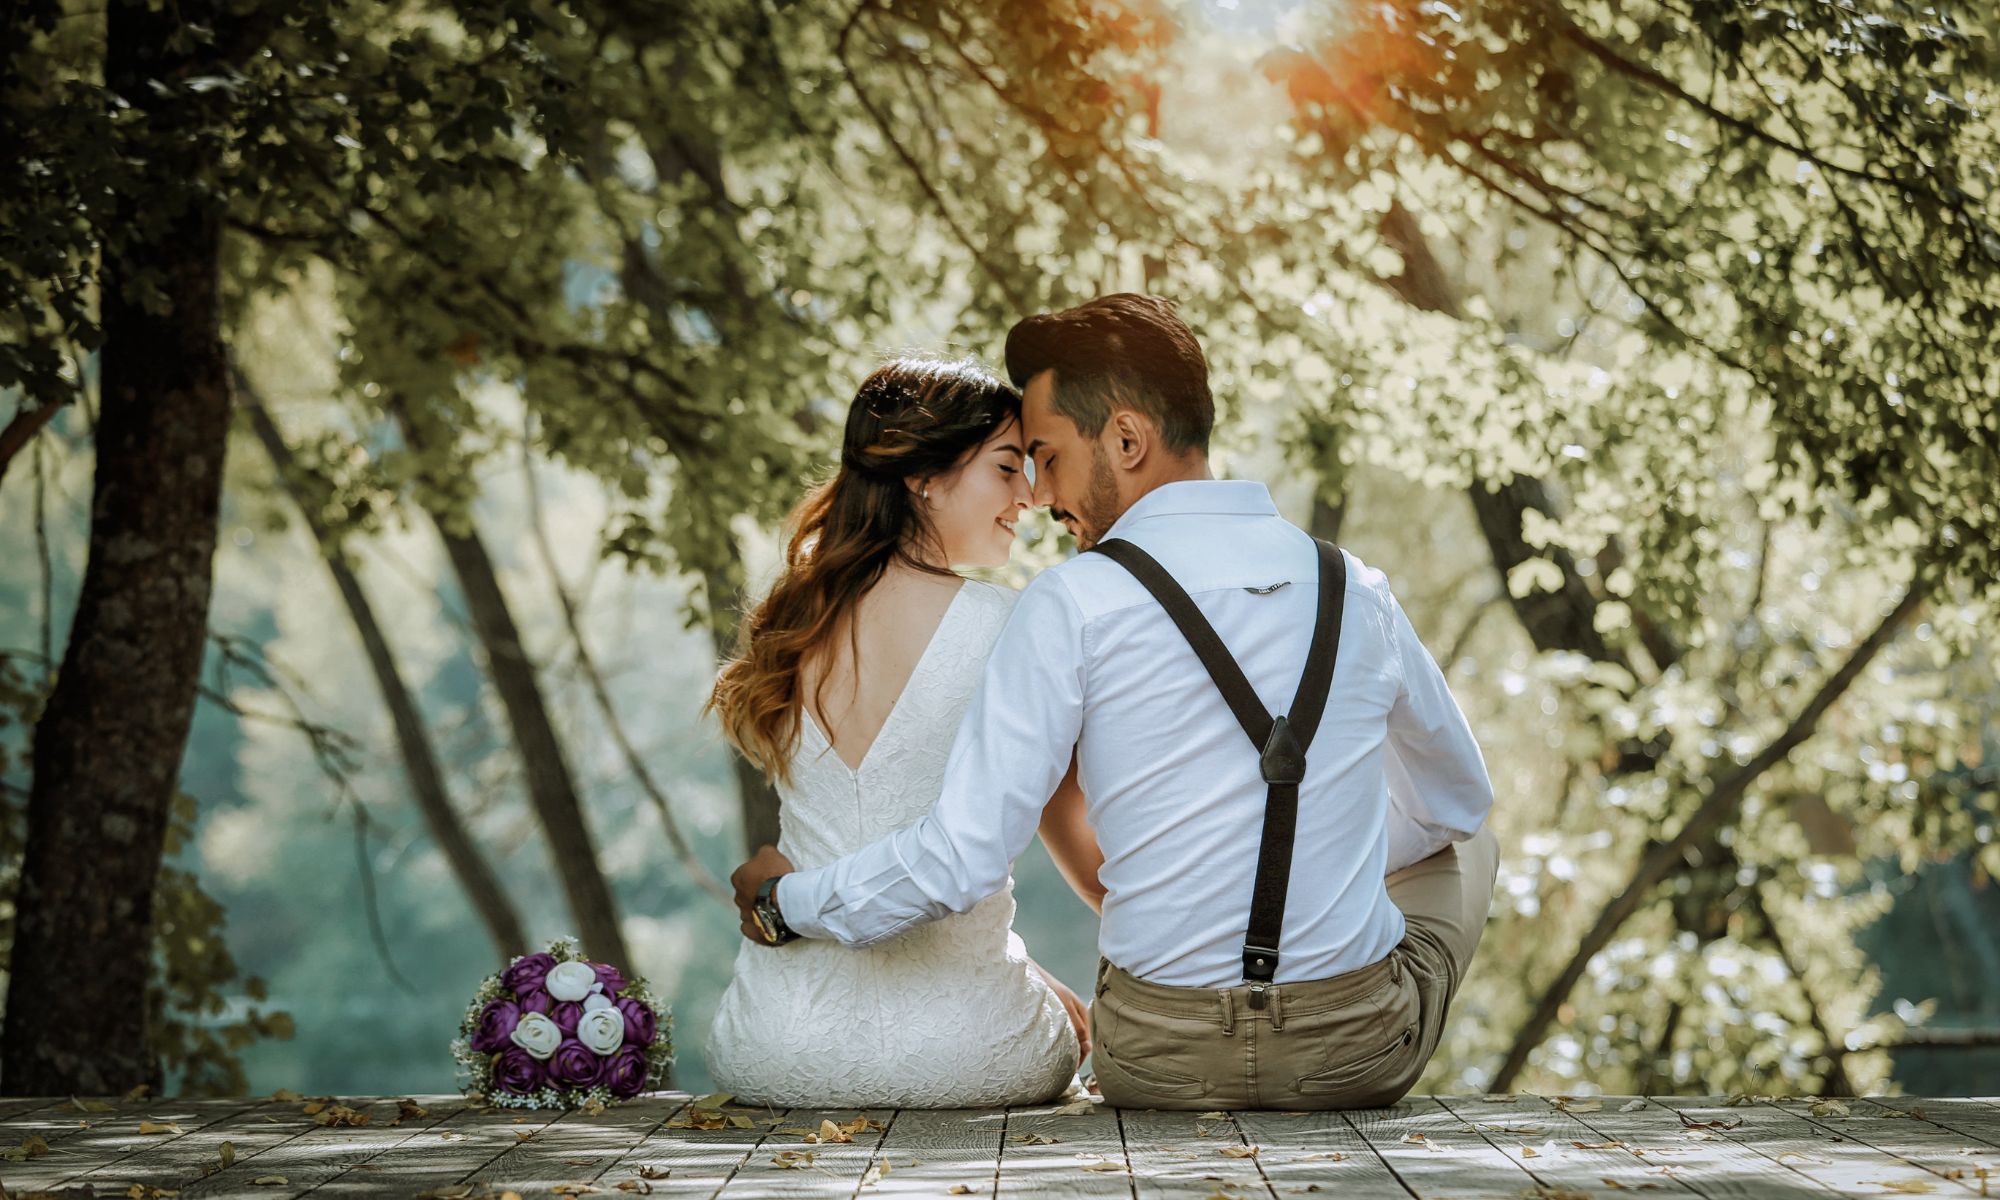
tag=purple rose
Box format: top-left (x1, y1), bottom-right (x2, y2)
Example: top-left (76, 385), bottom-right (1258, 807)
top-left (601, 1045), bottom-right (648, 1099)
top-left (502, 952), bottom-right (557, 997)
top-left (492, 1045), bottom-right (545, 1096)
top-left (592, 962), bottom-right (628, 995)
top-left (551, 1000), bottom-right (584, 1035)
top-left (469, 998), bottom-right (522, 1053)
top-left (615, 996), bottom-right (657, 1047)
top-left (518, 989), bottom-right (552, 1016)
top-left (548, 1038), bottom-right (604, 1090)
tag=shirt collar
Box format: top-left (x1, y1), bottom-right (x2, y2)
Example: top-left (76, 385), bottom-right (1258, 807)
top-left (1099, 479), bottom-right (1279, 542)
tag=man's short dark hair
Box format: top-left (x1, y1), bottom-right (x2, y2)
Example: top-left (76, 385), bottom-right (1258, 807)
top-left (1003, 293), bottom-right (1213, 455)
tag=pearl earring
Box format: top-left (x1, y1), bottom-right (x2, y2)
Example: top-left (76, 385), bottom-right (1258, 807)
top-left (922, 485), bottom-right (929, 501)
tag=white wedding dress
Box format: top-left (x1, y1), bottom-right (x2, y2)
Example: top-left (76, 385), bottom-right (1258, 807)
top-left (706, 580), bottom-right (1079, 1108)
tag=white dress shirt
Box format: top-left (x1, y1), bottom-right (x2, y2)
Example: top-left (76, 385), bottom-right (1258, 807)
top-left (777, 479), bottom-right (1494, 987)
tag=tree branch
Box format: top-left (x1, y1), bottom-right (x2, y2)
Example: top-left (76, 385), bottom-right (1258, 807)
top-left (1491, 570), bottom-right (1932, 1089)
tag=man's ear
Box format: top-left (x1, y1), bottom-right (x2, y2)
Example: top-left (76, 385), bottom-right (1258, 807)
top-left (1108, 409), bottom-right (1150, 471)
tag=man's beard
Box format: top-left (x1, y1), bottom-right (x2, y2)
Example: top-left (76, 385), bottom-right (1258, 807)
top-left (1073, 444), bottom-right (1122, 550)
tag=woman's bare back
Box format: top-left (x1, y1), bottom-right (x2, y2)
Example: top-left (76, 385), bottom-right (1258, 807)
top-left (800, 569), bottom-right (966, 772)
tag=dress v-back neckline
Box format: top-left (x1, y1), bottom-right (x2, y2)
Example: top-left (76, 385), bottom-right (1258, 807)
top-left (801, 582), bottom-right (971, 776)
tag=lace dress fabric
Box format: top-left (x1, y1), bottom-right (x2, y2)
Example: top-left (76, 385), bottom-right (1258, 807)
top-left (706, 581), bottom-right (1079, 1108)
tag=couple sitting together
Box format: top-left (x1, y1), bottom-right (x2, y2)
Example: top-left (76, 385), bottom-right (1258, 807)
top-left (705, 294), bottom-right (1499, 1110)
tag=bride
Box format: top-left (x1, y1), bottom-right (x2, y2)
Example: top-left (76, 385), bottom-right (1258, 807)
top-left (704, 357), bottom-right (1099, 1108)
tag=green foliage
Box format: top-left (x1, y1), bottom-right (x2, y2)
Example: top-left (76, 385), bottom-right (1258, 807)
top-left (148, 793), bottom-right (296, 1097)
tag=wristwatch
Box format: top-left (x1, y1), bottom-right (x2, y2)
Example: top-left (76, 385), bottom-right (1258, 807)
top-left (752, 875), bottom-right (800, 946)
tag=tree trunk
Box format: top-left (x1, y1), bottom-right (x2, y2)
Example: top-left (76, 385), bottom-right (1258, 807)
top-left (1375, 203), bottom-right (1628, 665)
top-left (0, 0), bottom-right (235, 1097)
top-left (429, 508), bottom-right (632, 968)
top-left (242, 390), bottom-right (529, 962)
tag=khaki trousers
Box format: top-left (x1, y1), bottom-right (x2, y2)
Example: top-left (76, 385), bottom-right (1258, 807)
top-left (1090, 825), bottom-right (1500, 1110)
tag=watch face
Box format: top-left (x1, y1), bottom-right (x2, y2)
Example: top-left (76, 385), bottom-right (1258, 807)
top-left (752, 906), bottom-right (781, 944)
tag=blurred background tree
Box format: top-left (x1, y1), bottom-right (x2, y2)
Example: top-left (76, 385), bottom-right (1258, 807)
top-left (2, 0), bottom-right (1994, 1097)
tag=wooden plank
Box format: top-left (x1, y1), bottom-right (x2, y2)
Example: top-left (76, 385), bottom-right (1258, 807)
top-left (1436, 1095), bottom-right (1706, 1197)
top-left (0, 1097), bottom-right (62, 1125)
top-left (469, 1095), bottom-right (686, 1198)
top-left (603, 1094), bottom-right (789, 1198)
top-left (712, 1106), bottom-right (892, 1199)
top-left (1654, 1095), bottom-right (1979, 1197)
top-left (1867, 1095), bottom-right (2000, 1151)
top-left (1231, 1108), bottom-right (1409, 1198)
top-left (48, 1097), bottom-right (323, 1195)
top-left (161, 1094), bottom-right (470, 1198)
top-left (1768, 1098), bottom-right (1998, 1195)
top-left (1344, 1096), bottom-right (1542, 1199)
top-left (1555, 1096), bottom-right (1842, 1200)
top-left (865, 1107), bottom-right (1008, 1200)
top-left (0, 1097), bottom-right (264, 1191)
top-left (301, 1099), bottom-right (567, 1198)
top-left (1119, 1107), bottom-right (1269, 1198)
top-left (995, 1096), bottom-right (1129, 1200)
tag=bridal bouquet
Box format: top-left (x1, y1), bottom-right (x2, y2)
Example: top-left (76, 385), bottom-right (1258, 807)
top-left (452, 937), bottom-right (673, 1110)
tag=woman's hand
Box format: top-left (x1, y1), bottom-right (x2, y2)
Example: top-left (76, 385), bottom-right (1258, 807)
top-left (1031, 959), bottom-right (1092, 1068)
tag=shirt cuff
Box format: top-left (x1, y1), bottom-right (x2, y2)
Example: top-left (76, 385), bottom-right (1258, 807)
top-left (773, 871), bottom-right (830, 941)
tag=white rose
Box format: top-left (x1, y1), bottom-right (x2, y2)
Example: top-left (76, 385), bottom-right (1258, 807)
top-left (509, 1012), bottom-right (562, 1060)
top-left (576, 1007), bottom-right (625, 1055)
top-left (545, 960), bottom-right (597, 1002)
top-left (583, 993), bottom-right (615, 1013)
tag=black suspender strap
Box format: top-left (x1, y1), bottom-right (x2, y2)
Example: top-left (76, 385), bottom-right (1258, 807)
top-left (1090, 536), bottom-right (1346, 1004)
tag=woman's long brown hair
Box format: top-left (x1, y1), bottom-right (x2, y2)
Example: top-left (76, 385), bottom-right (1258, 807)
top-left (708, 358), bottom-right (1021, 784)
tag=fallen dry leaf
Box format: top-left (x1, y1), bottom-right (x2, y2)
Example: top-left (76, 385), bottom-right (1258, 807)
top-left (947, 1187), bottom-right (974, 1196)
top-left (69, 1095), bottom-right (115, 1113)
top-left (551, 1185), bottom-right (601, 1196)
top-left (252, 1175), bottom-right (288, 1186)
top-left (1081, 1160), bottom-right (1126, 1172)
top-left (809, 1118), bottom-right (852, 1145)
top-left (1621, 1099), bottom-right (1649, 1112)
top-left (1521, 1146), bottom-right (1540, 1158)
top-left (138, 1120), bottom-right (184, 1136)
top-left (1573, 1140), bottom-right (1624, 1150)
top-left (125, 1084), bottom-right (151, 1102)
top-left (1219, 1145), bottom-right (1259, 1158)
top-left (1011, 1132), bottom-right (1060, 1145)
top-left (1051, 1099), bottom-right (1097, 1116)
top-left (394, 1098), bottom-right (429, 1125)
top-left (220, 1141), bottom-right (236, 1168)
top-left (1866, 1181), bottom-right (1936, 1195)
top-left (612, 1182), bottom-right (653, 1195)
top-left (2, 1134), bottom-right (51, 1162)
top-left (772, 1150), bottom-right (816, 1169)
top-left (314, 1104), bottom-right (371, 1128)
top-left (637, 1166), bottom-right (671, 1180)
top-left (1554, 1097), bottom-right (1603, 1114)
top-left (1809, 1100), bottom-right (1852, 1118)
top-left (859, 1161), bottom-right (889, 1187)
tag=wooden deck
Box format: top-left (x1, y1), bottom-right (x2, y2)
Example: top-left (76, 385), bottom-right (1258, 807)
top-left (1, 1091), bottom-right (1995, 1198)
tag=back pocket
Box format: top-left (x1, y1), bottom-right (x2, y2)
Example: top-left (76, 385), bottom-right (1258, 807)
top-left (1294, 1021), bottom-right (1417, 1095)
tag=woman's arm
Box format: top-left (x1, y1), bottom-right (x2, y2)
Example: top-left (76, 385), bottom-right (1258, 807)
top-left (1040, 751), bottom-right (1106, 914)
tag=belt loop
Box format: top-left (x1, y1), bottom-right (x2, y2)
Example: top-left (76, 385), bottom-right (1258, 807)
top-left (1270, 985), bottom-right (1285, 1032)
top-left (1219, 988), bottom-right (1236, 1037)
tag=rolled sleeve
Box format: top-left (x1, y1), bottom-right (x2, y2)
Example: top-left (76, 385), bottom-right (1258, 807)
top-left (777, 576), bottom-right (1087, 946)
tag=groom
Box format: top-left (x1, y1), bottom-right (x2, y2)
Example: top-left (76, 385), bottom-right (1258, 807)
top-left (732, 294), bottom-right (1499, 1109)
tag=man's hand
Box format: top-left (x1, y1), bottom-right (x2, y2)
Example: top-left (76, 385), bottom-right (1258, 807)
top-left (731, 844), bottom-right (796, 944)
